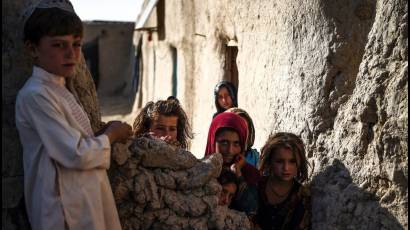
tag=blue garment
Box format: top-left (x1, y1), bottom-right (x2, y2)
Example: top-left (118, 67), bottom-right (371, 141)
top-left (245, 148), bottom-right (260, 168)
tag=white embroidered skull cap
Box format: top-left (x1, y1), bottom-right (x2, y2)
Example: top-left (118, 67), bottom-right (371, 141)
top-left (21, 0), bottom-right (76, 25)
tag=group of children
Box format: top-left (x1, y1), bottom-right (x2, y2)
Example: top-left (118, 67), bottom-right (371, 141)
top-left (211, 82), bottom-right (311, 229)
top-left (15, 1), bottom-right (311, 229)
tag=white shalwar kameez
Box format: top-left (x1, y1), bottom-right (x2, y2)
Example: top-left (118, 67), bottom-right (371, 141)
top-left (15, 66), bottom-right (121, 230)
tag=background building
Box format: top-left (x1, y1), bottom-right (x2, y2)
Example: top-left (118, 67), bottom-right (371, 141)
top-left (83, 20), bottom-right (137, 116)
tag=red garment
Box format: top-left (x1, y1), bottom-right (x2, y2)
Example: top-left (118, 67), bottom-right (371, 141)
top-left (242, 163), bottom-right (261, 187)
top-left (205, 112), bottom-right (261, 188)
top-left (204, 112), bottom-right (248, 157)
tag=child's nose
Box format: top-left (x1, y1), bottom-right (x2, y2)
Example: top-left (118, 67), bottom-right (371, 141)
top-left (65, 46), bottom-right (75, 58)
top-left (283, 162), bottom-right (290, 170)
top-left (164, 130), bottom-right (173, 137)
top-left (228, 145), bottom-right (236, 154)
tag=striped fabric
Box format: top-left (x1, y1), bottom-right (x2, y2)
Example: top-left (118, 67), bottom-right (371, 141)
top-left (44, 81), bottom-right (94, 136)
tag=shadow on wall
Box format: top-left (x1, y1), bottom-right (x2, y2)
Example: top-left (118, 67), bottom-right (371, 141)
top-left (311, 159), bottom-right (403, 229)
top-left (310, 0), bottom-right (377, 134)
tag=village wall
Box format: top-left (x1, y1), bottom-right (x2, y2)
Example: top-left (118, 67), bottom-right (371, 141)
top-left (134, 0), bottom-right (408, 228)
top-left (82, 21), bottom-right (136, 98)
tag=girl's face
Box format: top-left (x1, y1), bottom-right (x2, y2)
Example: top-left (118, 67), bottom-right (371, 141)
top-left (270, 147), bottom-right (299, 182)
top-left (217, 87), bottom-right (233, 110)
top-left (149, 115), bottom-right (178, 142)
top-left (218, 183), bottom-right (237, 206)
top-left (215, 130), bottom-right (242, 165)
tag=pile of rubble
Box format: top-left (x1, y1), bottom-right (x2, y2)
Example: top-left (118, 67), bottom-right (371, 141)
top-left (109, 137), bottom-right (251, 230)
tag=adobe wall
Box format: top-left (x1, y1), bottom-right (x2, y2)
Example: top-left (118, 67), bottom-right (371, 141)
top-left (82, 21), bottom-right (136, 98)
top-left (134, 0), bottom-right (408, 228)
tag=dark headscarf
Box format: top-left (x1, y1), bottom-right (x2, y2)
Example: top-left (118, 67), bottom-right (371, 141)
top-left (205, 112), bottom-right (248, 157)
top-left (213, 81), bottom-right (238, 118)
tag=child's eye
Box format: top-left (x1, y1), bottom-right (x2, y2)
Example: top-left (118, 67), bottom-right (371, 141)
top-left (52, 43), bottom-right (64, 48)
top-left (73, 42), bottom-right (82, 47)
top-left (216, 140), bottom-right (229, 146)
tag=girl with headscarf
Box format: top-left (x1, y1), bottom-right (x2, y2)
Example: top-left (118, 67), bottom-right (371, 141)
top-left (205, 112), bottom-right (260, 216)
top-left (213, 81), bottom-right (238, 118)
top-left (226, 107), bottom-right (260, 167)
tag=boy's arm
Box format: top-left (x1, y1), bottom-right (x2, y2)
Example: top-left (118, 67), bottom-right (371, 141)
top-left (22, 91), bottom-right (111, 170)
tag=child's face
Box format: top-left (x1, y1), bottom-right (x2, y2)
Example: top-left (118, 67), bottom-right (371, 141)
top-left (28, 35), bottom-right (82, 77)
top-left (215, 130), bottom-right (242, 165)
top-left (217, 87), bottom-right (233, 110)
top-left (149, 115), bottom-right (178, 142)
top-left (270, 147), bottom-right (299, 182)
top-left (218, 182), bottom-right (237, 206)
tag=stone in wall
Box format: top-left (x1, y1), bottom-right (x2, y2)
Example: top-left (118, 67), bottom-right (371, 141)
top-left (109, 137), bottom-right (251, 230)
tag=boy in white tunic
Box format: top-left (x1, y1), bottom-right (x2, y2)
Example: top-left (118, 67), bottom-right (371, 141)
top-left (15, 1), bottom-right (132, 229)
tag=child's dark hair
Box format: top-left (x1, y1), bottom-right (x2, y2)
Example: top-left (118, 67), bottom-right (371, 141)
top-left (24, 7), bottom-right (83, 44)
top-left (225, 107), bottom-right (255, 151)
top-left (218, 168), bottom-right (239, 189)
top-left (133, 98), bottom-right (193, 149)
top-left (213, 81), bottom-right (238, 114)
top-left (259, 132), bottom-right (309, 183)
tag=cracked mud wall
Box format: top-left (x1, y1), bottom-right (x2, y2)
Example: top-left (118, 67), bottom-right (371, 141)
top-left (135, 0), bottom-right (407, 228)
top-left (235, 1), bottom-right (408, 228)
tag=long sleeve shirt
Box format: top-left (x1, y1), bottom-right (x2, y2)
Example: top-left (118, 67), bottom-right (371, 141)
top-left (15, 66), bottom-right (121, 230)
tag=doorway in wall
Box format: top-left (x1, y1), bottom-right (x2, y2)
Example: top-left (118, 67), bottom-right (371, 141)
top-left (224, 45), bottom-right (238, 89)
top-left (82, 38), bottom-right (99, 89)
top-left (171, 46), bottom-right (177, 97)
top-left (132, 37), bottom-right (143, 93)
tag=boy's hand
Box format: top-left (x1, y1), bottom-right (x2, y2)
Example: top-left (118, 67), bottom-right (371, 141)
top-left (103, 121), bottom-right (133, 144)
top-left (95, 121), bottom-right (115, 136)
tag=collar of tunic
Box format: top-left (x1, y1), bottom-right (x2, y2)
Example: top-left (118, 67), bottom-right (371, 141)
top-left (32, 65), bottom-right (66, 87)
